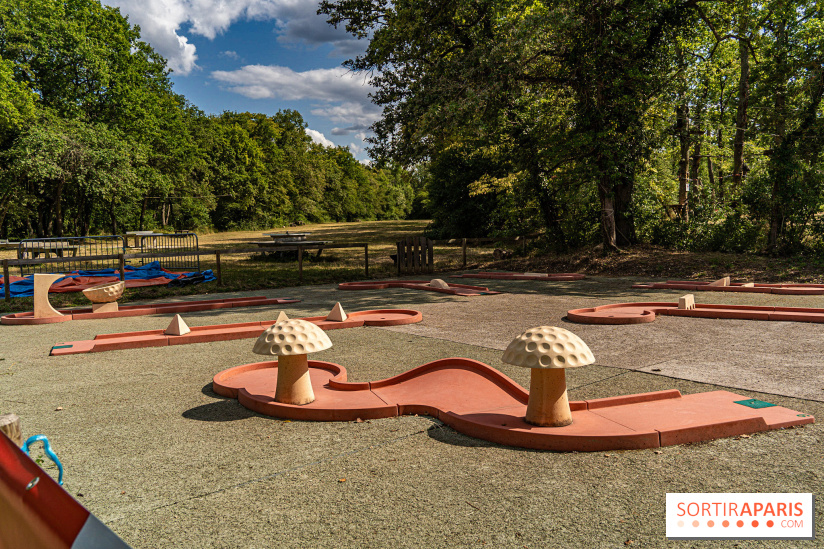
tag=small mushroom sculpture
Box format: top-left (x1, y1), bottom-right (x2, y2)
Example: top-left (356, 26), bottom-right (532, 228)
top-left (82, 280), bottom-right (125, 313)
top-left (252, 319), bottom-right (332, 405)
top-left (502, 326), bottom-right (595, 427)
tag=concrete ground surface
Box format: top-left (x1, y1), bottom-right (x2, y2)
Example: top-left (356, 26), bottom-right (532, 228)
top-left (1, 274), bottom-right (821, 548)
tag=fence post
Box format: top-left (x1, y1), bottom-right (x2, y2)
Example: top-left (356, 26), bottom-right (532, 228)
top-left (364, 244), bottom-right (369, 277)
top-left (427, 238), bottom-right (434, 274)
top-left (396, 241), bottom-right (402, 276)
top-left (298, 245), bottom-right (304, 283)
top-left (215, 251), bottom-right (223, 286)
top-left (2, 259), bottom-right (9, 301)
top-left (118, 254), bottom-right (125, 281)
top-left (462, 238), bottom-right (467, 268)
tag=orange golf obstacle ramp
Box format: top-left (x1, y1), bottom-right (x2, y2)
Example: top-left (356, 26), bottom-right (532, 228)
top-left (568, 297), bottom-right (824, 325)
top-left (451, 271), bottom-right (586, 281)
top-left (0, 431), bottom-right (131, 549)
top-left (49, 308), bottom-right (422, 355)
top-left (338, 279), bottom-right (501, 296)
top-left (633, 278), bottom-right (824, 295)
top-left (3, 296), bottom-right (300, 325)
top-left (213, 324), bottom-right (813, 452)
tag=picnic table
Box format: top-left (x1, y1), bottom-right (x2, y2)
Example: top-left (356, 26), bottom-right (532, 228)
top-left (17, 242), bottom-right (80, 259)
top-left (251, 239), bottom-right (332, 258)
top-left (125, 231), bottom-right (163, 248)
top-left (0, 240), bottom-right (20, 251)
top-left (262, 232), bottom-right (313, 242)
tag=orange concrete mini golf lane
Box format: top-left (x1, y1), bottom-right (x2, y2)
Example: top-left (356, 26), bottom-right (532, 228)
top-left (49, 309), bottom-right (422, 356)
top-left (632, 280), bottom-right (824, 295)
top-left (212, 359), bottom-right (813, 452)
top-left (567, 301), bottom-right (824, 324)
top-left (338, 280), bottom-right (501, 296)
top-left (1, 296), bottom-right (300, 325)
top-left (451, 272), bottom-right (586, 281)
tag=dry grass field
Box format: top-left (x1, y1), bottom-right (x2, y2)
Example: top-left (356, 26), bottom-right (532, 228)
top-left (4, 219), bottom-right (824, 314)
top-left (0, 220), bottom-right (528, 312)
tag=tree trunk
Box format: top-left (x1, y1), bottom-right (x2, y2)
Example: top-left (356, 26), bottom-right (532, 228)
top-left (54, 178), bottom-right (64, 237)
top-left (732, 15), bottom-right (750, 193)
top-left (614, 176), bottom-right (635, 246)
top-left (139, 197), bottom-right (148, 231)
top-left (110, 198), bottom-right (118, 234)
top-left (79, 194), bottom-right (91, 236)
top-left (706, 153), bottom-right (715, 205)
top-left (676, 102), bottom-right (690, 220)
top-left (598, 174), bottom-right (619, 252)
top-left (768, 17), bottom-right (788, 252)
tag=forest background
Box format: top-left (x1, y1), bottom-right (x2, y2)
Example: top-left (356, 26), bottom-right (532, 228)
top-left (1, 0), bottom-right (823, 257)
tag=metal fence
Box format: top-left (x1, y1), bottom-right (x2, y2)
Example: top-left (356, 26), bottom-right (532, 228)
top-left (16, 236), bottom-right (125, 275)
top-left (138, 233), bottom-right (200, 271)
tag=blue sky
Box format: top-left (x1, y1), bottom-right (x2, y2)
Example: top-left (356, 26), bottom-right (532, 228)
top-left (102, 0), bottom-right (378, 160)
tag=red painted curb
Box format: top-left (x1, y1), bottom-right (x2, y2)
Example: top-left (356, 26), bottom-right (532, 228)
top-left (451, 272), bottom-right (586, 281)
top-left (50, 309), bottom-right (423, 356)
top-left (1, 296), bottom-right (300, 325)
top-left (568, 301), bottom-right (824, 324)
top-left (212, 359), bottom-right (813, 452)
top-left (632, 280), bottom-right (824, 295)
top-left (338, 280), bottom-right (501, 296)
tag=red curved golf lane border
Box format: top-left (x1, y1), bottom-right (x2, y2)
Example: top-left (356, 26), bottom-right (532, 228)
top-left (567, 301), bottom-right (824, 324)
top-left (1, 296), bottom-right (300, 325)
top-left (338, 280), bottom-right (500, 296)
top-left (49, 309), bottom-right (422, 355)
top-left (632, 280), bottom-right (824, 295)
top-left (212, 358), bottom-right (813, 452)
top-left (451, 272), bottom-right (586, 281)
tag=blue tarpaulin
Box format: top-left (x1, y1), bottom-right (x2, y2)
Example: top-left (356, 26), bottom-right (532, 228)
top-left (0, 261), bottom-right (215, 298)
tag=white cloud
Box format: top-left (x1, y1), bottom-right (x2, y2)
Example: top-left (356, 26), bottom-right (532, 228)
top-left (104, 0), bottom-right (363, 75)
top-left (212, 65), bottom-right (374, 103)
top-left (306, 128), bottom-right (334, 147)
top-left (213, 65), bottom-right (380, 141)
top-left (311, 101), bottom-right (380, 128)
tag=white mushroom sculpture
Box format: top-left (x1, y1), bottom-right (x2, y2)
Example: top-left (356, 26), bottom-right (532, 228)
top-left (502, 326), bottom-right (595, 427)
top-left (252, 319), bottom-right (332, 405)
top-left (82, 280), bottom-right (125, 313)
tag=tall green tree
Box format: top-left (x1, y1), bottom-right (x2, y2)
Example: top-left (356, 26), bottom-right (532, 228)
top-left (321, 0), bottom-right (701, 250)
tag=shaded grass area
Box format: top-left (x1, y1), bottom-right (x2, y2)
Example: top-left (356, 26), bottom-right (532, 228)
top-left (3, 220), bottom-right (824, 313)
top-left (502, 243), bottom-right (824, 284)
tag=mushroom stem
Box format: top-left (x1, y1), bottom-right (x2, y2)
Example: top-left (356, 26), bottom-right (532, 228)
top-left (274, 354), bottom-right (315, 405)
top-left (525, 368), bottom-right (572, 427)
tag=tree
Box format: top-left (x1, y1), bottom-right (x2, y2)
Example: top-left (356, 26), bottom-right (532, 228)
top-left (0, 112), bottom-right (144, 236)
top-left (320, 0), bottom-right (701, 250)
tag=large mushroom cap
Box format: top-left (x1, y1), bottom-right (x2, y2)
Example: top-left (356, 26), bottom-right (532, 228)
top-left (502, 326), bottom-right (594, 369)
top-left (253, 319), bottom-right (332, 356)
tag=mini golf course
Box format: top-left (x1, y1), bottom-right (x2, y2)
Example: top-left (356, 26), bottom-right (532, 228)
top-left (451, 272), bottom-right (585, 281)
top-left (1, 296), bottom-right (300, 325)
top-left (212, 358), bottom-right (813, 452)
top-left (338, 280), bottom-right (501, 296)
top-left (49, 309), bottom-right (423, 355)
top-left (568, 301), bottom-right (824, 324)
